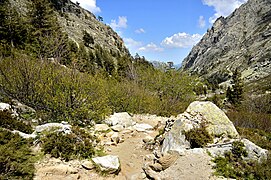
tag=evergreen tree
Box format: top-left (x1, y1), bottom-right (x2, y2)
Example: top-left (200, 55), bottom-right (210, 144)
top-left (27, 0), bottom-right (69, 62)
top-left (226, 69), bottom-right (243, 105)
top-left (0, 0), bottom-right (28, 52)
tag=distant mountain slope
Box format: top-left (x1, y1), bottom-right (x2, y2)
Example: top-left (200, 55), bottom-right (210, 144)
top-left (54, 0), bottom-right (130, 56)
top-left (12, 0), bottom-right (129, 57)
top-left (182, 0), bottom-right (271, 84)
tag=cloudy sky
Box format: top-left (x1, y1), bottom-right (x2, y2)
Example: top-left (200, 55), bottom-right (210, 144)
top-left (71, 0), bottom-right (248, 64)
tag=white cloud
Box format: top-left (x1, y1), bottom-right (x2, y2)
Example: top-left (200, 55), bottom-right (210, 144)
top-left (135, 28), bottom-right (146, 34)
top-left (138, 43), bottom-right (164, 52)
top-left (124, 38), bottom-right (143, 48)
top-left (71, 0), bottom-right (101, 13)
top-left (202, 0), bottom-right (248, 23)
top-left (198, 16), bottom-right (206, 28)
top-left (161, 32), bottom-right (202, 48)
top-left (110, 16), bottom-right (128, 30)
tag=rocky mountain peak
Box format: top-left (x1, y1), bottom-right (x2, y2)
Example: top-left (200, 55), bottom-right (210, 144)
top-left (182, 0), bottom-right (271, 84)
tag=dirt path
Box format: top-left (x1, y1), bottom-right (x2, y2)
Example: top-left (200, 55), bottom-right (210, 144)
top-left (34, 114), bottom-right (218, 180)
top-left (107, 131), bottom-right (153, 179)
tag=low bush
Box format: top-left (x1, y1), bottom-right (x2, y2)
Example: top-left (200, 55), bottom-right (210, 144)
top-left (227, 110), bottom-right (271, 133)
top-left (184, 125), bottom-right (213, 148)
top-left (0, 110), bottom-right (33, 133)
top-left (213, 141), bottom-right (271, 179)
top-left (237, 127), bottom-right (271, 150)
top-left (0, 129), bottom-right (35, 179)
top-left (40, 127), bottom-right (101, 161)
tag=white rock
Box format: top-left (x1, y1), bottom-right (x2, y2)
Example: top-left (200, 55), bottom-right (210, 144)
top-left (92, 155), bottom-right (120, 174)
top-left (12, 130), bottom-right (37, 139)
top-left (0, 102), bottom-right (11, 111)
top-left (133, 123), bottom-right (153, 132)
top-left (94, 124), bottom-right (110, 132)
top-left (35, 123), bottom-right (72, 134)
top-left (104, 112), bottom-right (135, 128)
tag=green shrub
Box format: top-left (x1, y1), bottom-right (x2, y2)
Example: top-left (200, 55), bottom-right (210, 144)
top-left (40, 127), bottom-right (100, 161)
top-left (0, 129), bottom-right (35, 179)
top-left (213, 141), bottom-right (271, 179)
top-left (0, 110), bottom-right (33, 133)
top-left (184, 125), bottom-right (213, 148)
top-left (237, 127), bottom-right (271, 150)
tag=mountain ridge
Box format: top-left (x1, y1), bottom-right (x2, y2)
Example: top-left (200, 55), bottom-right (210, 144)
top-left (181, 0), bottom-right (271, 85)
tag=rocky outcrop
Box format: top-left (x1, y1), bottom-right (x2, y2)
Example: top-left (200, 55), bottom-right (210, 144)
top-left (182, 0), bottom-right (271, 84)
top-left (162, 101), bottom-right (239, 154)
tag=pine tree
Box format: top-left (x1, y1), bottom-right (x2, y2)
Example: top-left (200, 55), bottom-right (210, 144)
top-left (226, 69), bottom-right (243, 105)
top-left (0, 0), bottom-right (28, 52)
top-left (27, 0), bottom-right (69, 62)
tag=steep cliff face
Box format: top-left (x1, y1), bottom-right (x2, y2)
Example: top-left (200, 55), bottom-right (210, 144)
top-left (182, 0), bottom-right (271, 84)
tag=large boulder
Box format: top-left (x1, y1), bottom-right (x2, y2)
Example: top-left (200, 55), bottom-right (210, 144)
top-left (104, 112), bottom-right (136, 128)
top-left (92, 155), bottom-right (120, 174)
top-left (162, 101), bottom-right (239, 154)
top-left (161, 119), bottom-right (191, 154)
top-left (186, 101), bottom-right (239, 138)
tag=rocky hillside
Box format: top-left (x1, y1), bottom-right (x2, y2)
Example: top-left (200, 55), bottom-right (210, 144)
top-left (182, 0), bottom-right (271, 84)
top-left (11, 0), bottom-right (129, 57)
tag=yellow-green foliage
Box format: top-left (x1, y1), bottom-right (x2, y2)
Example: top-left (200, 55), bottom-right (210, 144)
top-left (0, 51), bottom-right (197, 125)
top-left (0, 129), bottom-right (35, 179)
top-left (0, 52), bottom-right (110, 125)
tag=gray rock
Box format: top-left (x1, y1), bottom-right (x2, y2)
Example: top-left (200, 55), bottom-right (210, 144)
top-left (105, 112), bottom-right (136, 128)
top-left (161, 119), bottom-right (190, 154)
top-left (92, 155), bottom-right (120, 174)
top-left (242, 138), bottom-right (268, 162)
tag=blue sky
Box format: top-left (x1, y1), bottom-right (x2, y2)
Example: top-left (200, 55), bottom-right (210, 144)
top-left (71, 0), bottom-right (248, 64)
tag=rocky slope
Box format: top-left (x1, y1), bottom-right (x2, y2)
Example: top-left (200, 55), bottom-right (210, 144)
top-left (11, 0), bottom-right (129, 57)
top-left (182, 0), bottom-right (271, 84)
